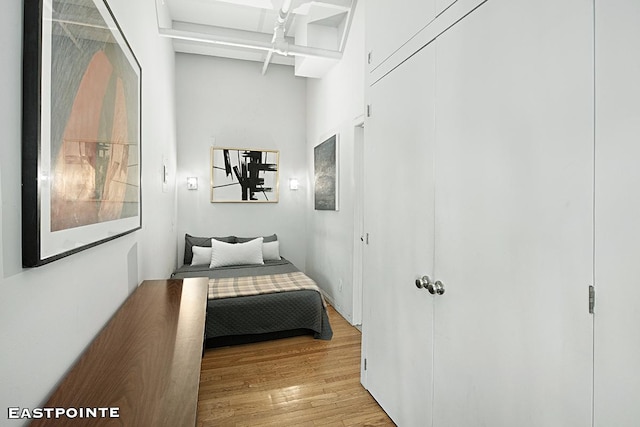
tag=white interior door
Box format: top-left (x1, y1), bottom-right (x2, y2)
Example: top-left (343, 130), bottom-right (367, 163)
top-left (594, 1), bottom-right (640, 425)
top-left (361, 43), bottom-right (436, 426)
top-left (431, 1), bottom-right (594, 425)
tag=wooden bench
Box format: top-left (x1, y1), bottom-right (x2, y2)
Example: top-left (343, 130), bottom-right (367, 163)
top-left (30, 278), bottom-right (208, 426)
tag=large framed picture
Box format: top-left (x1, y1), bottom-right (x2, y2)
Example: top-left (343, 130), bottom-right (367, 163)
top-left (22, 0), bottom-right (142, 267)
top-left (314, 135), bottom-right (339, 211)
top-left (210, 147), bottom-right (279, 203)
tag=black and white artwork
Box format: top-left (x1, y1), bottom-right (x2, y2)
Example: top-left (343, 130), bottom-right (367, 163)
top-left (210, 147), bottom-right (279, 203)
top-left (314, 135), bottom-right (338, 211)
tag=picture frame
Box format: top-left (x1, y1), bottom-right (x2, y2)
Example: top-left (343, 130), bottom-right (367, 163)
top-left (22, 0), bottom-right (142, 267)
top-left (314, 134), bottom-right (339, 211)
top-left (210, 147), bottom-right (280, 203)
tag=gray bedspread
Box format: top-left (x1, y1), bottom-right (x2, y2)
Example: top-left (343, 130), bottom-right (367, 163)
top-left (171, 259), bottom-right (333, 343)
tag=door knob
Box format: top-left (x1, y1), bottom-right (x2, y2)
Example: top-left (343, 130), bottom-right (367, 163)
top-left (415, 276), bottom-right (445, 295)
top-left (415, 275), bottom-right (437, 294)
top-left (415, 275), bottom-right (431, 290)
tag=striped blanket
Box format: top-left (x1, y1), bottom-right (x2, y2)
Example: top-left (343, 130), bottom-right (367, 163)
top-left (208, 271), bottom-right (326, 307)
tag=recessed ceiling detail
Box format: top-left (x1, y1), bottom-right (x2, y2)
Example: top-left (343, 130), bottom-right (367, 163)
top-left (156, 0), bottom-right (357, 77)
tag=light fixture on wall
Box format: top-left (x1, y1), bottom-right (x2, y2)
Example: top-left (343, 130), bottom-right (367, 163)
top-left (187, 177), bottom-right (198, 190)
top-left (289, 178), bottom-right (299, 191)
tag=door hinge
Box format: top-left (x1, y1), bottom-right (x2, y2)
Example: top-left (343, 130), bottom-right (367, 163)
top-left (367, 51), bottom-right (373, 64)
top-left (589, 285), bottom-right (595, 314)
top-left (364, 358), bottom-right (367, 370)
top-left (366, 104), bottom-right (372, 118)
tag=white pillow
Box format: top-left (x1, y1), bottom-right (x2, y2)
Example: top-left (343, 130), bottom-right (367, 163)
top-left (210, 237), bottom-right (264, 268)
top-left (262, 240), bottom-right (281, 261)
top-left (191, 246), bottom-right (212, 266)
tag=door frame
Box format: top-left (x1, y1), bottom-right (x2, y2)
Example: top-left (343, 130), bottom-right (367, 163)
top-left (352, 115), bottom-right (365, 326)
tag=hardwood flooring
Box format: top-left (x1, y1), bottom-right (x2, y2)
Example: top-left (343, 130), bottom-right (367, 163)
top-left (197, 306), bottom-right (395, 426)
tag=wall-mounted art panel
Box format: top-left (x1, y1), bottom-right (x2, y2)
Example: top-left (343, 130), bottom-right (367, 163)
top-left (314, 135), bottom-right (339, 211)
top-left (22, 0), bottom-right (142, 267)
top-left (210, 147), bottom-right (279, 203)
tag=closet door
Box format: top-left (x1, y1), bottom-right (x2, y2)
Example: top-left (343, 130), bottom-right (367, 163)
top-left (361, 43), bottom-right (436, 426)
top-left (594, 0), bottom-right (640, 424)
top-left (431, 1), bottom-right (594, 425)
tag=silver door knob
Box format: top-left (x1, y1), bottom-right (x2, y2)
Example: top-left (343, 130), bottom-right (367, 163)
top-left (415, 275), bottom-right (437, 294)
top-left (415, 276), bottom-right (445, 295)
top-left (415, 275), bottom-right (431, 290)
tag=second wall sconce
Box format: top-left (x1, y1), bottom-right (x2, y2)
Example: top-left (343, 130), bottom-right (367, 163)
top-left (187, 177), bottom-right (198, 190)
top-left (289, 178), bottom-right (299, 191)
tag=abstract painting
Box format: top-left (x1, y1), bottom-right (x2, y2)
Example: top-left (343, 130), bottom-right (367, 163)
top-left (210, 148), bottom-right (279, 203)
top-left (22, 0), bottom-right (142, 267)
top-left (314, 135), bottom-right (338, 211)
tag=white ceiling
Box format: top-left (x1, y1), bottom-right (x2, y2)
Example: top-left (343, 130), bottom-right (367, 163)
top-left (156, 0), bottom-right (357, 77)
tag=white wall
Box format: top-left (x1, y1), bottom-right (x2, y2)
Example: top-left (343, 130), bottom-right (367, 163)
top-left (0, 0), bottom-right (177, 422)
top-left (175, 55), bottom-right (308, 270)
top-left (137, 4), bottom-right (180, 280)
top-left (305, 2), bottom-right (365, 322)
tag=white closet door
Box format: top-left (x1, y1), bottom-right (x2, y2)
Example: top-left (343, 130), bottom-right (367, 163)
top-left (431, 1), bottom-right (594, 425)
top-left (594, 1), bottom-right (640, 425)
top-left (361, 43), bottom-right (436, 426)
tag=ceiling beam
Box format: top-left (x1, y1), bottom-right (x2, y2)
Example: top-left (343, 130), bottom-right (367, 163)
top-left (159, 27), bottom-right (342, 60)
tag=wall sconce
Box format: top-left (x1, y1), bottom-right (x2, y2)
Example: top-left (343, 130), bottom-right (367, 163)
top-left (186, 177), bottom-right (198, 190)
top-left (288, 178), bottom-right (299, 191)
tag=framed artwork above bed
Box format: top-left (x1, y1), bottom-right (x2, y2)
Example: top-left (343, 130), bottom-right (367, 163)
top-left (210, 147), bottom-right (279, 203)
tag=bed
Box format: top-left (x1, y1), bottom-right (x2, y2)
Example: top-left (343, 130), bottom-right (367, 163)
top-left (171, 234), bottom-right (333, 347)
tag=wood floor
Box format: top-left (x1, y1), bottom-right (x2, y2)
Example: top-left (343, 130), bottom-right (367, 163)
top-left (197, 306), bottom-right (395, 426)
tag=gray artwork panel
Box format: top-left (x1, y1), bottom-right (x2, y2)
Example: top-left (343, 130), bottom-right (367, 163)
top-left (314, 135), bottom-right (337, 211)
